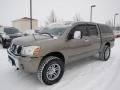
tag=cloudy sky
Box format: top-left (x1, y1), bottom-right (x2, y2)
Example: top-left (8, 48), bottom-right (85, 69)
top-left (0, 0), bottom-right (120, 27)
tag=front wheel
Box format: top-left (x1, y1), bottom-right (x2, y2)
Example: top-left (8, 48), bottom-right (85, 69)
top-left (99, 45), bottom-right (111, 61)
top-left (37, 56), bottom-right (64, 85)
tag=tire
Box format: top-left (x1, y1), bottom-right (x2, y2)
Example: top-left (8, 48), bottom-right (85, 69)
top-left (37, 56), bottom-right (64, 85)
top-left (99, 45), bottom-right (111, 61)
top-left (2, 39), bottom-right (7, 48)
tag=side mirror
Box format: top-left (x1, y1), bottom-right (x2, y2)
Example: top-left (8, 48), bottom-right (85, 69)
top-left (74, 31), bottom-right (81, 39)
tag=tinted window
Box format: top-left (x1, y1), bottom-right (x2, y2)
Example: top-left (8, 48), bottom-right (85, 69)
top-left (99, 25), bottom-right (113, 33)
top-left (4, 28), bottom-right (19, 34)
top-left (73, 25), bottom-right (88, 36)
top-left (40, 27), bottom-right (66, 36)
top-left (87, 25), bottom-right (98, 36)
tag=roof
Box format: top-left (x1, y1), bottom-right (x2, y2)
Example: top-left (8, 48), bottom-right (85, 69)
top-left (71, 21), bottom-right (106, 26)
top-left (47, 21), bottom-right (104, 27)
top-left (12, 17), bottom-right (37, 22)
top-left (21, 17), bottom-right (37, 20)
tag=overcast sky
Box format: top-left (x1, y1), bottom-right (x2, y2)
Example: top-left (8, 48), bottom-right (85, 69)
top-left (0, 0), bottom-right (120, 27)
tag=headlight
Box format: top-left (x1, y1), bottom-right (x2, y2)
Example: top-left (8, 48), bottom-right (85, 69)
top-left (21, 46), bottom-right (40, 57)
top-left (2, 34), bottom-right (10, 39)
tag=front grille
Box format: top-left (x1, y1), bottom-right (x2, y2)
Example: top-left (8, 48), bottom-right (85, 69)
top-left (10, 44), bottom-right (22, 55)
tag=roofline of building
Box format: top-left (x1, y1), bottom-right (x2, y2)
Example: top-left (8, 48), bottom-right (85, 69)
top-left (12, 17), bottom-right (38, 22)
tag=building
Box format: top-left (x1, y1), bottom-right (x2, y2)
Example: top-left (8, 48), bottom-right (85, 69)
top-left (12, 17), bottom-right (38, 31)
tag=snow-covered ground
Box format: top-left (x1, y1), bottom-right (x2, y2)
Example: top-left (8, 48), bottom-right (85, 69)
top-left (0, 39), bottom-right (120, 90)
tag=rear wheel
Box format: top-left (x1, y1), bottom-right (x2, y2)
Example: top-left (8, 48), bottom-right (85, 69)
top-left (99, 45), bottom-right (111, 61)
top-left (37, 56), bottom-right (64, 85)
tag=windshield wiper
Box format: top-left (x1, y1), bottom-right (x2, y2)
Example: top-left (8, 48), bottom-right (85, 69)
top-left (38, 32), bottom-right (54, 38)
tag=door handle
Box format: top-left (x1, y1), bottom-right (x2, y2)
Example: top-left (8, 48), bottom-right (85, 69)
top-left (84, 39), bottom-right (89, 42)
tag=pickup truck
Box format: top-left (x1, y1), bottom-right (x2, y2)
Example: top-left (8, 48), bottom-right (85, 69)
top-left (7, 22), bottom-right (115, 85)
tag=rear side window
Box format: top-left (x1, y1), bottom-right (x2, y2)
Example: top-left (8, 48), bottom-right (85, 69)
top-left (99, 25), bottom-right (113, 33)
top-left (87, 25), bottom-right (98, 36)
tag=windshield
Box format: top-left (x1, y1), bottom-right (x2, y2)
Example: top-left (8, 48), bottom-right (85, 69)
top-left (4, 28), bottom-right (19, 34)
top-left (39, 26), bottom-right (67, 36)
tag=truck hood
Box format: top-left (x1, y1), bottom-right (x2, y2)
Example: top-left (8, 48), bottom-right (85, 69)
top-left (12, 34), bottom-right (52, 46)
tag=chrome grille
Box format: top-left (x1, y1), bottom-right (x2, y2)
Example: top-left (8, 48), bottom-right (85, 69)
top-left (10, 43), bottom-right (22, 55)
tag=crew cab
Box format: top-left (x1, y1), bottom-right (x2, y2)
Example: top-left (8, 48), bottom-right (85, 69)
top-left (7, 22), bottom-right (115, 85)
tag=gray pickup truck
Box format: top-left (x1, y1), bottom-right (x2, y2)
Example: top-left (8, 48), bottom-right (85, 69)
top-left (7, 22), bottom-right (115, 85)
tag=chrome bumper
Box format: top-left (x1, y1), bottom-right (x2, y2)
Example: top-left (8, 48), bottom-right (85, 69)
top-left (7, 48), bottom-right (20, 68)
top-left (7, 48), bottom-right (42, 73)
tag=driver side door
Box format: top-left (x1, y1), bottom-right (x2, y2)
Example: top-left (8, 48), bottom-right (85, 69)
top-left (67, 24), bottom-right (91, 62)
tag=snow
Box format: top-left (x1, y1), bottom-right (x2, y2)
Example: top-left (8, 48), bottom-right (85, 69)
top-left (0, 39), bottom-right (120, 90)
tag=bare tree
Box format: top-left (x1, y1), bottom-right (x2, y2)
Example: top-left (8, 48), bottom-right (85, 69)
top-left (46, 10), bottom-right (57, 25)
top-left (105, 20), bottom-right (113, 27)
top-left (73, 14), bottom-right (81, 22)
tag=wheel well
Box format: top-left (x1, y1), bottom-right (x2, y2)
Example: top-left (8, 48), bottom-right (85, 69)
top-left (41, 52), bottom-right (65, 63)
top-left (105, 42), bottom-right (110, 47)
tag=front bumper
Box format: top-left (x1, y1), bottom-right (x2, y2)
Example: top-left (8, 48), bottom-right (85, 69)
top-left (7, 49), bottom-right (42, 73)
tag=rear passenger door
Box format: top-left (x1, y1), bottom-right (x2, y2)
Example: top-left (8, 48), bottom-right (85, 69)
top-left (87, 24), bottom-right (101, 52)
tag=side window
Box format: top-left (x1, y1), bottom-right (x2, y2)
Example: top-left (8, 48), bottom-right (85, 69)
top-left (68, 24), bottom-right (88, 39)
top-left (100, 25), bottom-right (113, 33)
top-left (73, 25), bottom-right (88, 37)
top-left (87, 25), bottom-right (98, 36)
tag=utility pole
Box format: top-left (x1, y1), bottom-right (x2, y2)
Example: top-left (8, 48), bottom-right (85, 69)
top-left (30, 0), bottom-right (32, 29)
top-left (114, 13), bottom-right (119, 30)
top-left (90, 5), bottom-right (96, 22)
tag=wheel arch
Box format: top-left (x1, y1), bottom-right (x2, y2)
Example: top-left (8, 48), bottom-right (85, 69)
top-left (40, 52), bottom-right (65, 64)
top-left (105, 42), bottom-right (110, 47)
